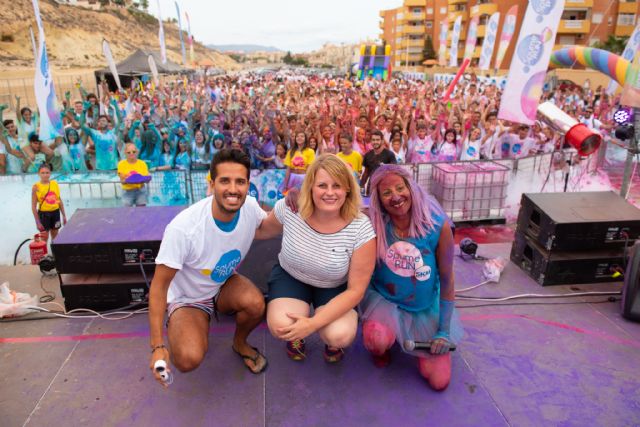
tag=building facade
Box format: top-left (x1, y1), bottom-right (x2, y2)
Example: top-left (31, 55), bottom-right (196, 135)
top-left (380, 0), bottom-right (640, 72)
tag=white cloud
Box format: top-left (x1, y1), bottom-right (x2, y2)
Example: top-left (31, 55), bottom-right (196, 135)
top-left (149, 0), bottom-right (400, 52)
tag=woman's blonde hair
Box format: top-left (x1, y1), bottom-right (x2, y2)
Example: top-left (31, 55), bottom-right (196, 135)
top-left (298, 153), bottom-right (362, 222)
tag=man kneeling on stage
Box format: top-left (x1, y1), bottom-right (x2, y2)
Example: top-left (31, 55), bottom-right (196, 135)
top-left (149, 149), bottom-right (270, 385)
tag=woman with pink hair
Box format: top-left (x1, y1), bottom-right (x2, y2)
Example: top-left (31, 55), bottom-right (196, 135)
top-left (361, 164), bottom-right (463, 390)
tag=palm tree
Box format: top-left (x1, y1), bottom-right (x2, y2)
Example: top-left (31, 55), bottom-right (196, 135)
top-left (593, 35), bottom-right (629, 55)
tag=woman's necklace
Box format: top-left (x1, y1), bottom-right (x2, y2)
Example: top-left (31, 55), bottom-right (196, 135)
top-left (394, 225), bottom-right (410, 239)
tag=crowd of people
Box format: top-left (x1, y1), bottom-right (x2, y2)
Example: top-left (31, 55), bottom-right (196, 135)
top-left (0, 70), bottom-right (616, 195)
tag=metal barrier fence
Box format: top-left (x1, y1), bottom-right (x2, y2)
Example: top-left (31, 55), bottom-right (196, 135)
top-left (0, 152), bottom-right (587, 222)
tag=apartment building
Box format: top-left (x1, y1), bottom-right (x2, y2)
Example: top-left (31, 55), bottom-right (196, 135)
top-left (380, 0), bottom-right (640, 72)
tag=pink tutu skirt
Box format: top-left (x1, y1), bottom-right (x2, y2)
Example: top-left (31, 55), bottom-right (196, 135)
top-left (359, 288), bottom-right (464, 356)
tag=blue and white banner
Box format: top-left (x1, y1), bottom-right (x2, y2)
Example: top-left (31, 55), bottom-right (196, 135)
top-left (478, 12), bottom-right (500, 71)
top-left (449, 16), bottom-right (463, 68)
top-left (175, 2), bottom-right (187, 65)
top-left (31, 0), bottom-right (63, 141)
top-left (607, 23), bottom-right (640, 94)
top-left (157, 0), bottom-right (167, 64)
top-left (498, 0), bottom-right (565, 125)
top-left (434, 73), bottom-right (507, 90)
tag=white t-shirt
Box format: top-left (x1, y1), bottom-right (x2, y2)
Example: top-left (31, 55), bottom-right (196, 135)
top-left (156, 195), bottom-right (266, 303)
top-left (273, 199), bottom-right (376, 288)
top-left (460, 137), bottom-right (482, 161)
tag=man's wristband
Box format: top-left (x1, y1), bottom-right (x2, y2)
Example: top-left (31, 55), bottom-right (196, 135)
top-left (150, 344), bottom-right (166, 353)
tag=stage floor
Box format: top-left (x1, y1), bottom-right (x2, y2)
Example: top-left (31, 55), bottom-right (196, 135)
top-left (1, 243), bottom-right (639, 427)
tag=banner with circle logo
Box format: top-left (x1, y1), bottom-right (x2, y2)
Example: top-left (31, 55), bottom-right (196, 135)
top-left (438, 20), bottom-right (449, 67)
top-left (449, 16), bottom-right (463, 68)
top-left (607, 23), bottom-right (640, 95)
top-left (463, 16), bottom-right (480, 61)
top-left (498, 0), bottom-right (565, 125)
top-left (494, 5), bottom-right (518, 71)
top-left (478, 12), bottom-right (500, 71)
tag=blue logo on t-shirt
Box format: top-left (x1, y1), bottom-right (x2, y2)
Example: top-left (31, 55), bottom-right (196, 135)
top-left (512, 143), bottom-right (522, 154)
top-left (501, 142), bottom-right (510, 156)
top-left (467, 146), bottom-right (476, 157)
top-left (210, 249), bottom-right (242, 283)
top-left (249, 182), bottom-right (259, 201)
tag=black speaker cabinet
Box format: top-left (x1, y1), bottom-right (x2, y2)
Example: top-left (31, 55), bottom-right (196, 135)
top-left (622, 242), bottom-right (640, 322)
top-left (516, 192), bottom-right (640, 252)
top-left (510, 232), bottom-right (625, 286)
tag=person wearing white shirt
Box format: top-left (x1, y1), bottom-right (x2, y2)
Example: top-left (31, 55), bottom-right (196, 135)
top-left (148, 149), bottom-right (279, 385)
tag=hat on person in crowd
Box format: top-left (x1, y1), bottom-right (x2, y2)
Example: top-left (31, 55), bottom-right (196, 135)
top-left (213, 134), bottom-right (225, 142)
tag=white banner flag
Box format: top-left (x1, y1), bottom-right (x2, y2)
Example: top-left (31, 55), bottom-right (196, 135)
top-left (438, 20), bottom-right (449, 66)
top-left (478, 12), bottom-right (500, 71)
top-left (157, 0), bottom-right (167, 64)
top-left (31, 0), bottom-right (63, 140)
top-left (463, 16), bottom-right (479, 61)
top-left (148, 54), bottom-right (159, 86)
top-left (102, 39), bottom-right (122, 92)
top-left (29, 26), bottom-right (37, 66)
top-left (449, 16), bottom-right (462, 68)
top-left (607, 24), bottom-right (640, 94)
top-left (498, 0), bottom-right (566, 125)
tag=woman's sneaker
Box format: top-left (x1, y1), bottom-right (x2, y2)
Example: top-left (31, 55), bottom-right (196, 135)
top-left (286, 339), bottom-right (306, 361)
top-left (323, 345), bottom-right (345, 363)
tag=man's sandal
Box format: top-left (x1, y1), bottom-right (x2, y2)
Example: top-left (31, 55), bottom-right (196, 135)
top-left (232, 346), bottom-right (268, 374)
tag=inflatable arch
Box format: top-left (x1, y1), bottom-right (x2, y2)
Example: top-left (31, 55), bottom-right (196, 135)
top-left (550, 46), bottom-right (630, 86)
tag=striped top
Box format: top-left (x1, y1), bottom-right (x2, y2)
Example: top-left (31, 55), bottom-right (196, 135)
top-left (273, 199), bottom-right (376, 288)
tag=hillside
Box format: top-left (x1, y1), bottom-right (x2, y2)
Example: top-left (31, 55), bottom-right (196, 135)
top-left (0, 0), bottom-right (239, 72)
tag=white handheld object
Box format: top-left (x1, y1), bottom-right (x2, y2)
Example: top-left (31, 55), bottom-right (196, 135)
top-left (154, 359), bottom-right (171, 383)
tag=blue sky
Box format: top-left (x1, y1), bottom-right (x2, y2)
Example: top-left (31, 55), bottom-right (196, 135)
top-left (148, 0), bottom-right (400, 52)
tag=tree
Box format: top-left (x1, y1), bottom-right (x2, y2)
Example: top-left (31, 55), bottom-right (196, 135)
top-left (593, 35), bottom-right (629, 55)
top-left (423, 35), bottom-right (437, 60)
top-left (139, 0), bottom-right (149, 11)
top-left (283, 51), bottom-right (293, 64)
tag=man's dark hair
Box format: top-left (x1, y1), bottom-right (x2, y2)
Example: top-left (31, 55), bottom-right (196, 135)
top-left (210, 149), bottom-right (251, 181)
top-left (3, 119), bottom-right (13, 127)
top-left (371, 129), bottom-right (384, 139)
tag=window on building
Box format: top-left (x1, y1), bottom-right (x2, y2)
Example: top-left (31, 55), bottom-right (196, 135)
top-left (427, 8), bottom-right (433, 14)
top-left (609, 16), bottom-right (614, 26)
top-left (426, 21), bottom-right (433, 28)
top-left (412, 7), bottom-right (422, 14)
top-left (618, 13), bottom-right (636, 26)
top-left (592, 13), bottom-right (603, 24)
top-left (440, 7), bottom-right (447, 15)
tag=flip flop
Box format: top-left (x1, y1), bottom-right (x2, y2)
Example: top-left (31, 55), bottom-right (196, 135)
top-left (232, 345), bottom-right (268, 374)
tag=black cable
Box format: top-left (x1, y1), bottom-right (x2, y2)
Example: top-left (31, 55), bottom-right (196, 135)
top-left (139, 256), bottom-right (150, 290)
top-left (456, 297), bottom-right (620, 309)
top-left (14, 238), bottom-right (32, 266)
top-left (39, 275), bottom-right (55, 304)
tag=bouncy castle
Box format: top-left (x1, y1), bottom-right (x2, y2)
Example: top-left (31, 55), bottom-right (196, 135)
top-left (357, 44), bottom-right (392, 81)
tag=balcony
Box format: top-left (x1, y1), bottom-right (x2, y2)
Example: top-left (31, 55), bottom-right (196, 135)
top-left (406, 39), bottom-right (425, 48)
top-left (404, 0), bottom-right (426, 6)
top-left (619, 1), bottom-right (637, 14)
top-left (404, 26), bottom-right (426, 35)
top-left (448, 11), bottom-right (469, 22)
top-left (379, 21), bottom-right (385, 29)
top-left (407, 53), bottom-right (425, 61)
top-left (470, 3), bottom-right (498, 17)
top-left (477, 24), bottom-right (486, 38)
top-left (557, 19), bottom-right (590, 33)
top-left (405, 12), bottom-right (426, 21)
top-left (473, 46), bottom-right (482, 58)
top-left (616, 24), bottom-right (636, 36)
top-left (565, 0), bottom-right (594, 6)
top-left (448, 0), bottom-right (467, 4)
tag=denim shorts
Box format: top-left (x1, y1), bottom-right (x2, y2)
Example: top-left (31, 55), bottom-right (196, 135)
top-left (267, 263), bottom-right (346, 308)
top-left (122, 186), bottom-right (148, 207)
